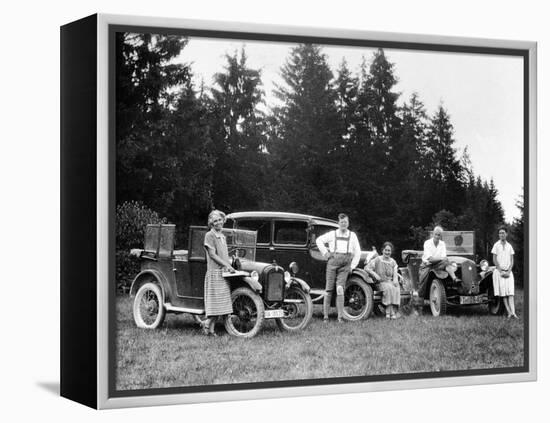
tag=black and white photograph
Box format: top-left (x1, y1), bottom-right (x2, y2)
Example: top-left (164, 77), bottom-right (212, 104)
top-left (112, 25), bottom-right (529, 394)
top-left (4, 0), bottom-right (549, 420)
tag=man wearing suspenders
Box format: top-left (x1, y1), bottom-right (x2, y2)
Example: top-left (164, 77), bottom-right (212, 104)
top-left (316, 213), bottom-right (362, 322)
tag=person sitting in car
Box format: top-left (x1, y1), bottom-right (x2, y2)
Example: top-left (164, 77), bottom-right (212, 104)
top-left (366, 242), bottom-right (401, 319)
top-left (417, 226), bottom-right (458, 299)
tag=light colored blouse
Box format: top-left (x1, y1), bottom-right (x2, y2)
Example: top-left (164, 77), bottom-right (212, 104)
top-left (491, 241), bottom-right (514, 271)
top-left (368, 256), bottom-right (398, 283)
top-left (204, 229), bottom-right (230, 271)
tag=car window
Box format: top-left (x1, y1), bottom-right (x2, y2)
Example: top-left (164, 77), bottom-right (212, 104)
top-left (273, 221), bottom-right (308, 245)
top-left (235, 219), bottom-right (271, 244)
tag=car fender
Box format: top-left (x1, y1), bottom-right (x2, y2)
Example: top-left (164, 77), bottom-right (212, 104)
top-left (431, 269), bottom-right (449, 280)
top-left (129, 269), bottom-right (168, 300)
top-left (479, 268), bottom-right (495, 291)
top-left (288, 276), bottom-right (311, 293)
top-left (350, 268), bottom-right (375, 285)
top-left (241, 276), bottom-right (263, 293)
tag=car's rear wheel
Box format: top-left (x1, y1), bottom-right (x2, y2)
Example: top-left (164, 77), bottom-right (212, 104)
top-left (133, 282), bottom-right (165, 329)
top-left (225, 287), bottom-right (264, 338)
top-left (429, 279), bottom-right (447, 316)
top-left (342, 277), bottom-right (374, 321)
top-left (276, 286), bottom-right (313, 332)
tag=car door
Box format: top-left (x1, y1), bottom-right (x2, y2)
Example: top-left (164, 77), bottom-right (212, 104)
top-left (175, 226), bottom-right (208, 309)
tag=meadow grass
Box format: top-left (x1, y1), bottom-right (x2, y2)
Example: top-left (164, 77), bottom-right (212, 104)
top-left (115, 290), bottom-right (524, 390)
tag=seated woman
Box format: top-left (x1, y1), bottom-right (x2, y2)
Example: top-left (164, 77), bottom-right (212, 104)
top-left (366, 242), bottom-right (401, 319)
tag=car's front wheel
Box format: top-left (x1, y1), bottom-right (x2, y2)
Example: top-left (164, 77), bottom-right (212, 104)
top-left (225, 287), bottom-right (265, 338)
top-left (429, 279), bottom-right (447, 316)
top-left (342, 277), bottom-right (374, 321)
top-left (276, 286), bottom-right (313, 332)
top-left (133, 282), bottom-right (166, 329)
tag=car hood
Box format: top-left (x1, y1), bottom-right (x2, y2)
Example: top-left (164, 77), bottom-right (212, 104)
top-left (238, 259), bottom-right (277, 273)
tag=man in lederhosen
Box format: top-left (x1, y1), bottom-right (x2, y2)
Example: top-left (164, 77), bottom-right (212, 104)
top-left (316, 213), bottom-right (362, 322)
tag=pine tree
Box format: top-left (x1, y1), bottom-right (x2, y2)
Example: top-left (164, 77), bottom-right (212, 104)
top-left (116, 32), bottom-right (193, 206)
top-left (268, 44), bottom-right (341, 214)
top-left (208, 48), bottom-right (267, 212)
top-left (511, 193), bottom-right (524, 285)
top-left (422, 104), bottom-right (466, 214)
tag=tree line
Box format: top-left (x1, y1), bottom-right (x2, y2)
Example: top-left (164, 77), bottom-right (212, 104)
top-left (115, 33), bottom-right (524, 276)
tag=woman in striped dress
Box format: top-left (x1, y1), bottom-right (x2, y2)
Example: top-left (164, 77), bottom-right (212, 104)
top-left (201, 210), bottom-right (235, 336)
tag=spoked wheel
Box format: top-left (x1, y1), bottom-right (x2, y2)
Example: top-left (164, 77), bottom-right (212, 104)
top-left (342, 277), bottom-right (374, 321)
top-left (276, 287), bottom-right (313, 332)
top-left (225, 287), bottom-right (264, 338)
top-left (429, 279), bottom-right (447, 316)
top-left (133, 282), bottom-right (165, 329)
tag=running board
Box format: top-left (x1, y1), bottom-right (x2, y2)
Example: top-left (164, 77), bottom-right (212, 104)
top-left (165, 303), bottom-right (204, 314)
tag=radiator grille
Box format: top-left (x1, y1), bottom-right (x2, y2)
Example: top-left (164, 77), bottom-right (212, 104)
top-left (266, 271), bottom-right (284, 302)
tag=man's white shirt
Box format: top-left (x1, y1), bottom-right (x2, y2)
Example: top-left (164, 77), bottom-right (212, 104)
top-left (316, 229), bottom-right (362, 269)
top-left (422, 238), bottom-right (447, 264)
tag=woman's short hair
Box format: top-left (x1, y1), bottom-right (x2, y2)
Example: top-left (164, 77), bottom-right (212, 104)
top-left (382, 241), bottom-right (394, 253)
top-left (338, 213), bottom-right (349, 221)
top-left (207, 210), bottom-right (226, 228)
top-left (498, 225), bottom-right (508, 233)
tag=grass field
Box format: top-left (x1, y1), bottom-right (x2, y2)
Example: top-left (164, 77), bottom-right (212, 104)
top-left (115, 291), bottom-right (525, 391)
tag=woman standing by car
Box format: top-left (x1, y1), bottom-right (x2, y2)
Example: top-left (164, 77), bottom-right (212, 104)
top-left (202, 210), bottom-right (235, 336)
top-left (366, 242), bottom-right (401, 319)
top-left (491, 226), bottom-right (518, 319)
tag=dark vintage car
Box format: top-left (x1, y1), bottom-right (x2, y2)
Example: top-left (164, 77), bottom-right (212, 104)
top-left (129, 224), bottom-right (313, 338)
top-left (225, 211), bottom-right (413, 320)
top-left (401, 231), bottom-right (503, 316)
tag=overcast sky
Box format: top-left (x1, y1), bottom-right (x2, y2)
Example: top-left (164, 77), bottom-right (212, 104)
top-left (176, 37), bottom-right (524, 222)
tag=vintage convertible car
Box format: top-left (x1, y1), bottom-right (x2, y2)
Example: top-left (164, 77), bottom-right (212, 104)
top-left (225, 211), bottom-right (413, 320)
top-left (401, 230), bottom-right (503, 316)
top-left (129, 224), bottom-right (313, 337)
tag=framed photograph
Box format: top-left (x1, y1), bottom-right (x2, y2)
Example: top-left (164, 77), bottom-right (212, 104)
top-left (60, 13), bottom-right (537, 409)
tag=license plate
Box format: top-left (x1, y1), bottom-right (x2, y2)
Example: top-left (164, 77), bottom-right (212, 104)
top-left (264, 309), bottom-right (285, 319)
top-left (460, 295), bottom-right (483, 305)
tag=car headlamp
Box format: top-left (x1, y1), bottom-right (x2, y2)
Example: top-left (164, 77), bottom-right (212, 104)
top-left (479, 260), bottom-right (489, 272)
top-left (450, 262), bottom-right (458, 272)
top-left (289, 261), bottom-right (299, 275)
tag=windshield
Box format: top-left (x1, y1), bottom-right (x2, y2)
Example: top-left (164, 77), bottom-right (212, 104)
top-left (430, 231), bottom-right (474, 255)
top-left (188, 227), bottom-right (257, 261)
top-left (224, 228), bottom-right (257, 261)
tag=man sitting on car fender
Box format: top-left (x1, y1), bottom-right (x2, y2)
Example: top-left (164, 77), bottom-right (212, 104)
top-left (418, 226), bottom-right (458, 299)
top-left (316, 213), bottom-right (362, 322)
